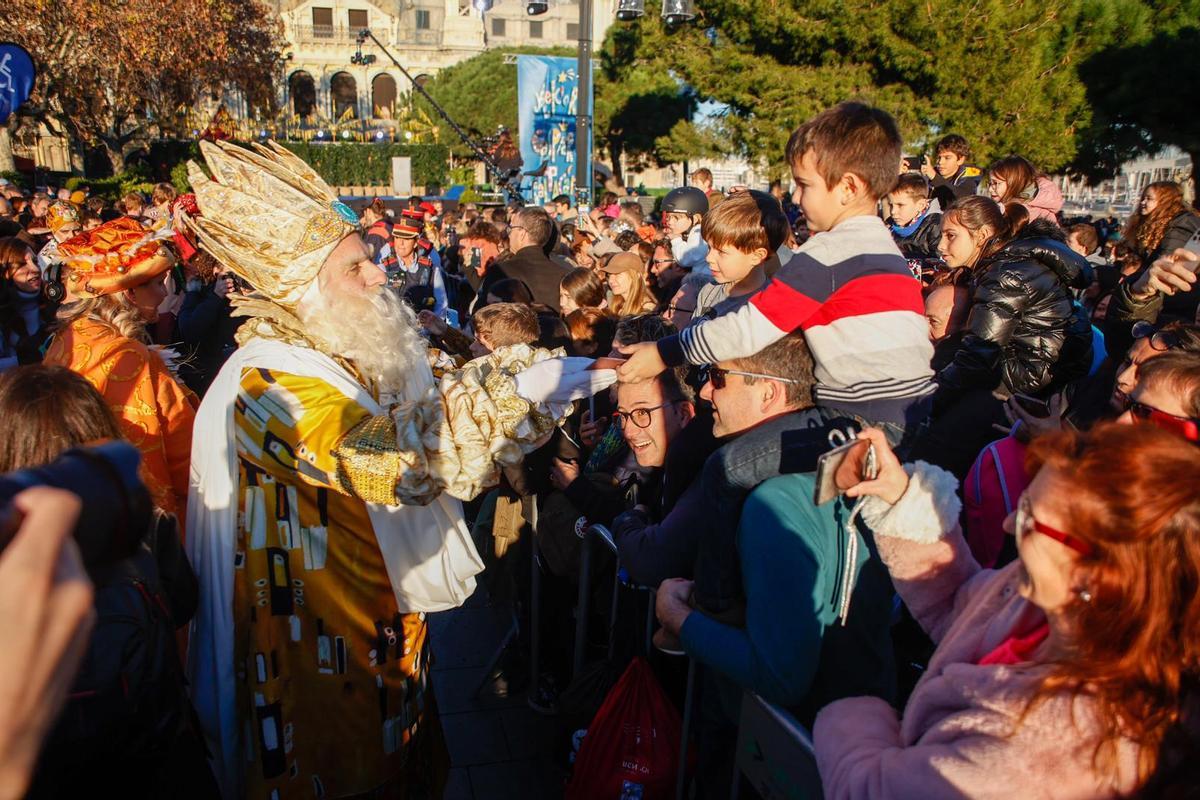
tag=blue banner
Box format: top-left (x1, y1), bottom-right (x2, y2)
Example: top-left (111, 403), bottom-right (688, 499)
top-left (0, 43), bottom-right (36, 125)
top-left (516, 55), bottom-right (590, 207)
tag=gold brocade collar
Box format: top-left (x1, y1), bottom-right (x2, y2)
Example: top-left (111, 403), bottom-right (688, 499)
top-left (230, 294), bottom-right (375, 395)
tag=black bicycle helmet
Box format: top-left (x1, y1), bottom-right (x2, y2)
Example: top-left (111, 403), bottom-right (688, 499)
top-left (661, 186), bottom-right (709, 217)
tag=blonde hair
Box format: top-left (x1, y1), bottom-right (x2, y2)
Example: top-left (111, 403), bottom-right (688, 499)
top-left (56, 293), bottom-right (149, 342)
top-left (608, 267), bottom-right (657, 317)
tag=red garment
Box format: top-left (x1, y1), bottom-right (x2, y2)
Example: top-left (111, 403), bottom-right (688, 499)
top-left (977, 620), bottom-right (1050, 666)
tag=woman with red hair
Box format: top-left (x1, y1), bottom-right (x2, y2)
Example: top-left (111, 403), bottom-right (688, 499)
top-left (814, 423), bottom-right (1200, 798)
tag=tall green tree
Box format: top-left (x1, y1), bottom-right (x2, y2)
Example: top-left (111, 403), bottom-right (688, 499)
top-left (1073, 0), bottom-right (1200, 198)
top-left (633, 0), bottom-right (1126, 173)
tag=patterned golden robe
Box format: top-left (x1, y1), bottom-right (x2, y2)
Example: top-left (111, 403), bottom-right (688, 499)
top-left (228, 345), bottom-right (561, 799)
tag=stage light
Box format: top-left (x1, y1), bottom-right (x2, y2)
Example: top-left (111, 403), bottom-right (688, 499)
top-left (472, 0), bottom-right (493, 12)
top-left (527, 0), bottom-right (549, 14)
top-left (315, 129), bottom-right (327, 141)
top-left (616, 0), bottom-right (645, 21)
top-left (374, 129), bottom-right (388, 141)
top-left (662, 0), bottom-right (695, 25)
top-left (258, 129), bottom-right (269, 140)
top-left (340, 129), bottom-right (352, 140)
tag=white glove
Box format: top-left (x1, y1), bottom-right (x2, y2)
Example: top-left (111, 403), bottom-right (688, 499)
top-left (514, 357), bottom-right (618, 404)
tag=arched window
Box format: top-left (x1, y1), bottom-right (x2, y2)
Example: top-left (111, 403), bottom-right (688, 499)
top-left (330, 72), bottom-right (359, 120)
top-left (371, 73), bottom-right (397, 119)
top-left (289, 71), bottom-right (317, 119)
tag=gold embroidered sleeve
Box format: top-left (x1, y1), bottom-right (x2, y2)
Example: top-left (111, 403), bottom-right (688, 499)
top-left (387, 344), bottom-right (571, 504)
top-left (331, 414), bottom-right (405, 506)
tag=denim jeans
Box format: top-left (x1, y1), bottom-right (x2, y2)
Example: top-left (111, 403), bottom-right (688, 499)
top-left (691, 406), bottom-right (916, 616)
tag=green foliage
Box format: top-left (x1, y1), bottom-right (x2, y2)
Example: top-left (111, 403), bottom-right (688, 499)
top-left (594, 19), bottom-right (698, 179)
top-left (171, 161), bottom-right (192, 195)
top-left (0, 171), bottom-right (24, 188)
top-left (641, 0), bottom-right (1129, 173)
top-left (276, 143), bottom-right (449, 188)
top-left (1073, 0), bottom-right (1200, 188)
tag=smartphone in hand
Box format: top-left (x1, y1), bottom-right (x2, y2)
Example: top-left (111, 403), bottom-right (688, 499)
top-left (1012, 393), bottom-right (1052, 418)
top-left (813, 438), bottom-right (877, 506)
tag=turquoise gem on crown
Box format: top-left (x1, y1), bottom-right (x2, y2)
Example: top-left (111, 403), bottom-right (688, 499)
top-left (331, 200), bottom-right (359, 226)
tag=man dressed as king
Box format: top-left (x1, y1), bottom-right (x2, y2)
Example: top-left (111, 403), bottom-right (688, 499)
top-left (184, 140), bottom-right (613, 799)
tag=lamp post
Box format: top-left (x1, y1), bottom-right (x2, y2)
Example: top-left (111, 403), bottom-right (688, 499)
top-left (574, 0), bottom-right (593, 209)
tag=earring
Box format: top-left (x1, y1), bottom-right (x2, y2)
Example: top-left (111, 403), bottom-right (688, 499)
top-left (1077, 588), bottom-right (1093, 603)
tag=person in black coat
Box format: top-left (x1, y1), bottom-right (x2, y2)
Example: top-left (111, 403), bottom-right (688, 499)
top-left (501, 207), bottom-right (569, 313)
top-left (175, 252), bottom-right (241, 396)
top-left (912, 197), bottom-right (1093, 478)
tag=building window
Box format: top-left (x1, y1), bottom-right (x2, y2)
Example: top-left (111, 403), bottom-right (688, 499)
top-left (311, 6), bottom-right (333, 36)
top-left (492, 17), bottom-right (506, 36)
top-left (347, 9), bottom-right (368, 30)
top-left (416, 9), bottom-right (431, 29)
top-left (566, 22), bottom-right (579, 39)
top-left (529, 20), bottom-right (543, 38)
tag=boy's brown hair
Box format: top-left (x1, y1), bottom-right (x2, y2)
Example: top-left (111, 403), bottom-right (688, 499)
top-left (784, 102), bottom-right (902, 200)
top-left (473, 302), bottom-right (539, 348)
top-left (1067, 223), bottom-right (1100, 255)
top-left (935, 134), bottom-right (971, 161)
top-left (890, 172), bottom-right (930, 201)
top-left (700, 190), bottom-right (790, 254)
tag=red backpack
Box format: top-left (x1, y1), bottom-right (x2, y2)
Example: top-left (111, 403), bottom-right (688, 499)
top-left (964, 436), bottom-right (1031, 568)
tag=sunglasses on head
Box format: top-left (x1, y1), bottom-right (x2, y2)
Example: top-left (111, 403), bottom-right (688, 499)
top-left (1131, 321), bottom-right (1182, 353)
top-left (1126, 399), bottom-right (1200, 443)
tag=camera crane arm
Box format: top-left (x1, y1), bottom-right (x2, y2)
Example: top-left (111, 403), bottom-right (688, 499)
top-left (355, 29), bottom-right (521, 203)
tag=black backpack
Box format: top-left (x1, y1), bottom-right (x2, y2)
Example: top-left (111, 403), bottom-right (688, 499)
top-left (34, 521), bottom-right (194, 791)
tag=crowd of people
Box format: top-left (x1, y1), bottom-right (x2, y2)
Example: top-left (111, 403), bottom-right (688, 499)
top-left (0, 101), bottom-right (1199, 800)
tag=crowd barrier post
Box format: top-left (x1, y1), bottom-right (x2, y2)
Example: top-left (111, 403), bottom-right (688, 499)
top-left (730, 691), bottom-right (822, 799)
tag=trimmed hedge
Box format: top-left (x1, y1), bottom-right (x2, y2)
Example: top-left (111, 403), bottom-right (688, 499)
top-left (278, 142), bottom-right (449, 189)
top-left (145, 140), bottom-right (449, 190)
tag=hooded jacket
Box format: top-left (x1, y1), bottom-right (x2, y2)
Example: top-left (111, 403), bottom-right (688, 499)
top-left (934, 221), bottom-right (1094, 408)
top-left (1017, 176), bottom-right (1063, 223)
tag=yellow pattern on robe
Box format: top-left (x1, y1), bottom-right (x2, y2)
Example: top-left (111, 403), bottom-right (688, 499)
top-left (233, 367), bottom-right (442, 800)
top-left (229, 343), bottom-right (564, 799)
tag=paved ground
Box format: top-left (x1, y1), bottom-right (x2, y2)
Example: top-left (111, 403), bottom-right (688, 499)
top-left (429, 588), bottom-right (567, 800)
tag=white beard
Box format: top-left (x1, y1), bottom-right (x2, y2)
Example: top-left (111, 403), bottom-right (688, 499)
top-left (297, 285), bottom-right (429, 398)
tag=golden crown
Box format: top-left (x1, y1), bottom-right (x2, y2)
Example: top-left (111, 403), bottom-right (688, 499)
top-left (185, 140), bottom-right (359, 307)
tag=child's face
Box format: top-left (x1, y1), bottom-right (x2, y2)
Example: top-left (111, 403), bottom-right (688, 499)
top-left (939, 216), bottom-right (988, 268)
top-left (664, 211), bottom-right (694, 237)
top-left (888, 193), bottom-right (928, 227)
top-left (791, 149), bottom-right (843, 233)
top-left (469, 331), bottom-right (493, 358)
top-left (936, 150), bottom-right (966, 178)
top-left (705, 243), bottom-right (765, 285)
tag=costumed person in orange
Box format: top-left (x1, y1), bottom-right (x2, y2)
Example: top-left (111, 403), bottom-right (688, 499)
top-left (44, 218), bottom-right (196, 521)
top-left (184, 140), bottom-right (616, 800)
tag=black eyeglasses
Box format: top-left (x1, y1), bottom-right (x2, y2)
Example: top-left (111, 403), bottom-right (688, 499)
top-left (614, 402), bottom-right (680, 429)
top-left (700, 365), bottom-right (801, 390)
top-left (1131, 321), bottom-right (1181, 352)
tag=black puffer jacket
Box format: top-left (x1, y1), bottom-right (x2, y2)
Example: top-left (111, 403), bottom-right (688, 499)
top-left (893, 211), bottom-right (943, 262)
top-left (934, 222), bottom-right (1094, 409)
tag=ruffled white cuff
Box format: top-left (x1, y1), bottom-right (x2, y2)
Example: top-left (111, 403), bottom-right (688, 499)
top-left (859, 461), bottom-right (961, 544)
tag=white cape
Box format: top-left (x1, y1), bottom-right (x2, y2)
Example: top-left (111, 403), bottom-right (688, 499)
top-left (186, 336), bottom-right (485, 798)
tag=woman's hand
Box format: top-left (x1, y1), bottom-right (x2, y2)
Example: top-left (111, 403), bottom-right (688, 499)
top-left (1003, 391), bottom-right (1067, 443)
top-left (843, 428), bottom-right (909, 506)
top-left (1129, 249), bottom-right (1199, 300)
top-left (579, 409), bottom-right (607, 449)
top-left (654, 578), bottom-right (694, 637)
top-left (549, 457), bottom-right (581, 491)
top-left (416, 309), bottom-right (448, 336)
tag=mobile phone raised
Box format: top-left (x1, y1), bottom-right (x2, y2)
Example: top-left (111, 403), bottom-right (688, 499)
top-left (813, 438), bottom-right (877, 506)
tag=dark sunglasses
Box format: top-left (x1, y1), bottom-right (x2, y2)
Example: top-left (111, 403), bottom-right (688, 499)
top-left (700, 364), bottom-right (802, 390)
top-left (1127, 399), bottom-right (1200, 443)
top-left (1131, 321), bottom-right (1182, 353)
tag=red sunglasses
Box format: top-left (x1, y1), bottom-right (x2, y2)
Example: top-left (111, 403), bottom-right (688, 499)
top-left (1127, 399), bottom-right (1200, 443)
top-left (1016, 494), bottom-right (1093, 556)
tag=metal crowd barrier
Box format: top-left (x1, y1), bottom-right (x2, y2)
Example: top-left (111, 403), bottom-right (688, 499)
top-left (730, 691), bottom-right (822, 799)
